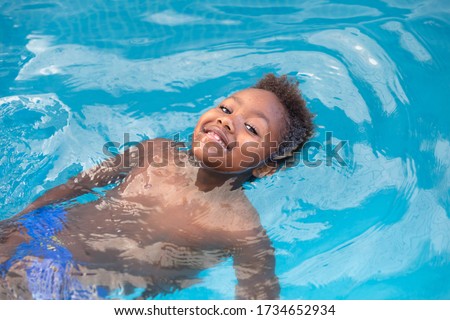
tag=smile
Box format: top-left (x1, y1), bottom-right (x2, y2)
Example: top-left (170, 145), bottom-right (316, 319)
top-left (203, 127), bottom-right (229, 150)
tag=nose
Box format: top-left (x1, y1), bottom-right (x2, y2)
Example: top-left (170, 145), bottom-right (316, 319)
top-left (217, 116), bottom-right (234, 133)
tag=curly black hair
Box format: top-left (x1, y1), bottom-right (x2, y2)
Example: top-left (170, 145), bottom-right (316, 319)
top-left (253, 73), bottom-right (315, 164)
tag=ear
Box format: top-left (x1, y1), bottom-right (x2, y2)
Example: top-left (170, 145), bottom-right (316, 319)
top-left (252, 162), bottom-right (278, 178)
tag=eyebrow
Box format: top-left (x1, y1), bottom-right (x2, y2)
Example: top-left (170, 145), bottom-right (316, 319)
top-left (230, 95), bottom-right (243, 105)
top-left (230, 95), bottom-right (270, 123)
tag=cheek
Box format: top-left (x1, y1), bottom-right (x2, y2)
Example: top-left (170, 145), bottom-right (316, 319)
top-left (194, 114), bottom-right (209, 134)
top-left (194, 111), bottom-right (218, 131)
top-left (201, 110), bottom-right (217, 120)
top-left (230, 140), bottom-right (266, 167)
top-left (241, 130), bottom-right (274, 153)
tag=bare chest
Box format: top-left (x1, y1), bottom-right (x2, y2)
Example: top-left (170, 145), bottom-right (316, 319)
top-left (61, 160), bottom-right (257, 267)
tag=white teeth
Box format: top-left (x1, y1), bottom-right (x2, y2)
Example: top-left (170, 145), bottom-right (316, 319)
top-left (206, 131), bottom-right (226, 149)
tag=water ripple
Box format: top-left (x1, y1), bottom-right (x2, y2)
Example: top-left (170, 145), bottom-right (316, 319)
top-left (308, 27), bottom-right (409, 114)
top-left (282, 189), bottom-right (450, 288)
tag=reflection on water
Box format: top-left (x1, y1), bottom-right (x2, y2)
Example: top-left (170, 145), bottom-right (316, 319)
top-left (1, 0), bottom-right (449, 299)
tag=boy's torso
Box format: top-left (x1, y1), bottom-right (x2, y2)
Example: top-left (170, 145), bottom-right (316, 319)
top-left (0, 142), bottom-right (263, 297)
top-left (57, 145), bottom-right (259, 273)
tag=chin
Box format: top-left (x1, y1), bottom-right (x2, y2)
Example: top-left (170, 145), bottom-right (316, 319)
top-left (192, 130), bottom-right (255, 173)
top-left (193, 147), bottom-right (225, 170)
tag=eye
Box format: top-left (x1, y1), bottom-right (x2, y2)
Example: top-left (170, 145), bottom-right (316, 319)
top-left (245, 123), bottom-right (258, 135)
top-left (219, 105), bottom-right (232, 114)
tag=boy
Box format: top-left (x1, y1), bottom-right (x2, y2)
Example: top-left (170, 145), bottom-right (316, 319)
top-left (0, 74), bottom-right (314, 299)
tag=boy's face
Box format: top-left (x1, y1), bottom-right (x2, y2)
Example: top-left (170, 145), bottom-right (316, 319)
top-left (193, 88), bottom-right (288, 173)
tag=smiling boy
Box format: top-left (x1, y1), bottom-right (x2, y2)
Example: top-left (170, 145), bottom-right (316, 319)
top-left (0, 74), bottom-right (314, 299)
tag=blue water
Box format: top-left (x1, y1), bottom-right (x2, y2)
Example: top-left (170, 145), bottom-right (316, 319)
top-left (1, 0), bottom-right (449, 299)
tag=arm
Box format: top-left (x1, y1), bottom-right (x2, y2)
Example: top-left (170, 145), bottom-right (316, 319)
top-left (18, 139), bottom-right (160, 216)
top-left (232, 228), bottom-right (280, 299)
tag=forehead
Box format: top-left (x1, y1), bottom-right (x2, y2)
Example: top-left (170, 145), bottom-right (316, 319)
top-left (230, 88), bottom-right (287, 122)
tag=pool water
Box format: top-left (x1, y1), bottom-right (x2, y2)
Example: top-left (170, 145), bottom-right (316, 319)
top-left (1, 0), bottom-right (449, 299)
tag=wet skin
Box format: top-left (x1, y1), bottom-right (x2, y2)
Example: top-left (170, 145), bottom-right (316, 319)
top-left (0, 89), bottom-right (287, 299)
